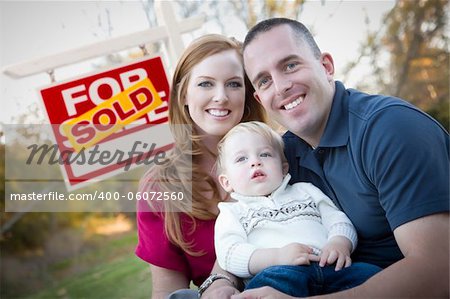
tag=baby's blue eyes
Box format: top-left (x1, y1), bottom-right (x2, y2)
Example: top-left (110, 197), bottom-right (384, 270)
top-left (236, 156), bottom-right (247, 163)
top-left (235, 152), bottom-right (272, 163)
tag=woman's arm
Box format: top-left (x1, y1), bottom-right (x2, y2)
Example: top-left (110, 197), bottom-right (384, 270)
top-left (201, 260), bottom-right (242, 299)
top-left (150, 264), bottom-right (190, 299)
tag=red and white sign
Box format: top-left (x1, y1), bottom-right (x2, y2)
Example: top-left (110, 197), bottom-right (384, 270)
top-left (40, 56), bottom-right (173, 190)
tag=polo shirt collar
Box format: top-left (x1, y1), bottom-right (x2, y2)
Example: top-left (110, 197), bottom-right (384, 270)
top-left (318, 81), bottom-right (349, 148)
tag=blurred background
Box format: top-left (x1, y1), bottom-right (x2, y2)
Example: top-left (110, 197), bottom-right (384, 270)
top-left (1, 0), bottom-right (448, 298)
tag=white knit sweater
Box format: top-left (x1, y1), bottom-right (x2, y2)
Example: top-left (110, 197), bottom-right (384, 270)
top-left (215, 174), bottom-right (357, 278)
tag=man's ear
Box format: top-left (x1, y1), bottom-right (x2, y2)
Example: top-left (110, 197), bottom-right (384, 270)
top-left (320, 52), bottom-right (335, 81)
top-left (218, 174), bottom-right (233, 193)
top-left (282, 161), bottom-right (289, 175)
top-left (253, 91), bottom-right (262, 104)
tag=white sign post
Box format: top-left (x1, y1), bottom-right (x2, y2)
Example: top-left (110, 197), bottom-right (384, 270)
top-left (3, 1), bottom-right (205, 232)
top-left (3, 1), bottom-right (205, 193)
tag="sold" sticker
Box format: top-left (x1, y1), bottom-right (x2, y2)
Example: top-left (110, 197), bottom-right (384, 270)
top-left (61, 77), bottom-right (162, 152)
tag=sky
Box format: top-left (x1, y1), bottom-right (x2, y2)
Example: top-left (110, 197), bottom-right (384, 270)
top-left (0, 0), bottom-right (396, 125)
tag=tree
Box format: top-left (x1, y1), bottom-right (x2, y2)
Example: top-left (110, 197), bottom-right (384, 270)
top-left (171, 0), bottom-right (307, 33)
top-left (350, 0), bottom-right (449, 130)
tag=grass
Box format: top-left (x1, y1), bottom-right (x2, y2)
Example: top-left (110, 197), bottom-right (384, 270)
top-left (6, 230), bottom-right (152, 299)
top-left (29, 252), bottom-right (151, 299)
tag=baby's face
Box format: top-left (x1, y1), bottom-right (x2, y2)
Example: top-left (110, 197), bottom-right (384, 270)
top-left (219, 131), bottom-right (285, 196)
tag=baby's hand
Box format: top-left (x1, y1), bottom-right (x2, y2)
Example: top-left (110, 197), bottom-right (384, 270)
top-left (319, 236), bottom-right (352, 270)
top-left (277, 243), bottom-right (320, 266)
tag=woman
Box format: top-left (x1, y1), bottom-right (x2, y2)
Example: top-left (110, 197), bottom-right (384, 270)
top-left (135, 34), bottom-right (266, 299)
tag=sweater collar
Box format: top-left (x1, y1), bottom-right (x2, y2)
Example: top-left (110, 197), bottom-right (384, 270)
top-left (230, 174), bottom-right (291, 202)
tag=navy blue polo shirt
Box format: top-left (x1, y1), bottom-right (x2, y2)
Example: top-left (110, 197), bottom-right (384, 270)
top-left (284, 81), bottom-right (449, 268)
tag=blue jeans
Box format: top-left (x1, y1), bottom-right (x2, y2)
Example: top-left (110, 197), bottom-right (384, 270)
top-left (246, 262), bottom-right (381, 297)
top-left (166, 289), bottom-right (198, 299)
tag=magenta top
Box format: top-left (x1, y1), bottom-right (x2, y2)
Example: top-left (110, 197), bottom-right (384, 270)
top-left (135, 198), bottom-right (216, 286)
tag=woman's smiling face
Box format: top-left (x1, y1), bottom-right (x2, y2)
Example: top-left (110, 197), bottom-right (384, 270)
top-left (184, 49), bottom-right (246, 137)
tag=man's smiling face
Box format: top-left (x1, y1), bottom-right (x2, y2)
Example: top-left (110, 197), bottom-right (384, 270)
top-left (244, 24), bottom-right (336, 147)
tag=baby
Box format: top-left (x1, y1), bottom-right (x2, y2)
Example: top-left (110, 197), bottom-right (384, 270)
top-left (214, 121), bottom-right (380, 297)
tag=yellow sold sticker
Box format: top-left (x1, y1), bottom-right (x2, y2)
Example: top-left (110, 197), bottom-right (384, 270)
top-left (61, 78), bottom-right (162, 152)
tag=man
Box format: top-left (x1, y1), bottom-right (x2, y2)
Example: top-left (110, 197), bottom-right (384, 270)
top-left (234, 18), bottom-right (449, 298)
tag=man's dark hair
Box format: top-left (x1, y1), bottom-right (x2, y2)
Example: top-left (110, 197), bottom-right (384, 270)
top-left (243, 18), bottom-right (322, 59)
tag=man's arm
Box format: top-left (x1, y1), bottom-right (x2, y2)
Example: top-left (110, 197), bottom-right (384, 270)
top-left (233, 212), bottom-right (449, 299)
top-left (333, 212), bottom-right (449, 298)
